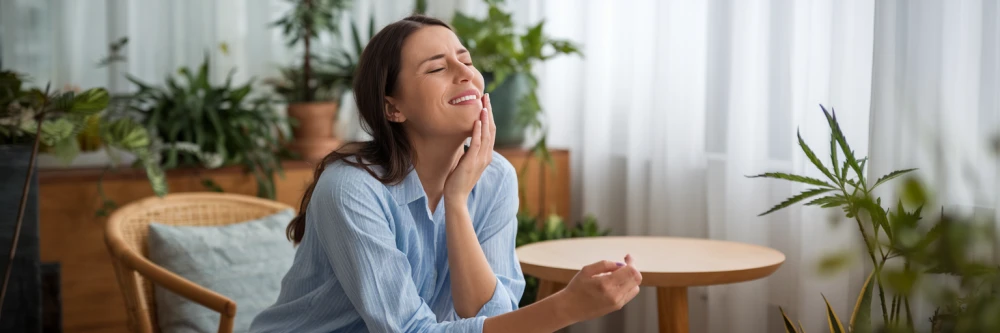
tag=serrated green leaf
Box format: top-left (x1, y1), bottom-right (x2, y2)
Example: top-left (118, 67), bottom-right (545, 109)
top-left (805, 195), bottom-right (847, 208)
top-left (798, 130), bottom-right (838, 184)
top-left (759, 188), bottom-right (835, 216)
top-left (871, 169), bottom-right (917, 191)
top-left (831, 130), bottom-right (840, 183)
top-left (747, 172), bottom-right (836, 188)
top-left (821, 105), bottom-right (863, 184)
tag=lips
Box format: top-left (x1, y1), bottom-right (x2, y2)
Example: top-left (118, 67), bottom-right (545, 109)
top-left (449, 89), bottom-right (480, 105)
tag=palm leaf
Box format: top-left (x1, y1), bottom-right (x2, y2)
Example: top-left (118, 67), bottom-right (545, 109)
top-left (759, 188), bottom-right (835, 216)
top-left (780, 307), bottom-right (802, 333)
top-left (871, 169), bottom-right (917, 190)
top-left (798, 130), bottom-right (838, 184)
top-left (747, 172), bottom-right (836, 188)
top-left (823, 294), bottom-right (846, 333)
top-left (849, 270), bottom-right (876, 333)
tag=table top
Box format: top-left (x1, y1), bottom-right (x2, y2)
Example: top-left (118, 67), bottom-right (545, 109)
top-left (516, 236), bottom-right (785, 287)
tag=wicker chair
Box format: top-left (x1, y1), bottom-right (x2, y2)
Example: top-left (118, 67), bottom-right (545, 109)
top-left (105, 192), bottom-right (294, 333)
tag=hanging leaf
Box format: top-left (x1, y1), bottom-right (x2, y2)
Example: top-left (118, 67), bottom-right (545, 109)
top-left (48, 137), bottom-right (80, 165)
top-left (759, 188), bottom-right (835, 216)
top-left (37, 118), bottom-right (76, 146)
top-left (70, 88), bottom-right (110, 115)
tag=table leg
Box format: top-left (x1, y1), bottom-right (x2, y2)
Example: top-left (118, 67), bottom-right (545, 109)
top-left (657, 287), bottom-right (689, 333)
top-left (535, 279), bottom-right (566, 301)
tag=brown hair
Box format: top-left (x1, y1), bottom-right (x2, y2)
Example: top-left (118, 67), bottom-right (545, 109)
top-left (286, 15), bottom-right (453, 244)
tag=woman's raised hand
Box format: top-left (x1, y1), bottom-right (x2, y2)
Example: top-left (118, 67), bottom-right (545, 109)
top-left (444, 93), bottom-right (496, 200)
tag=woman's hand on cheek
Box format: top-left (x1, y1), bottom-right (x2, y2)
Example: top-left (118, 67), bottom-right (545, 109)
top-left (444, 93), bottom-right (495, 201)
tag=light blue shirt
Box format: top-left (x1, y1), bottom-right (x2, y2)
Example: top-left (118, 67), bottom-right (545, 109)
top-left (250, 151), bottom-right (525, 332)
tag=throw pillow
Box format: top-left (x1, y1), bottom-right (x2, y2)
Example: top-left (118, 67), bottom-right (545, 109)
top-left (147, 208), bottom-right (296, 333)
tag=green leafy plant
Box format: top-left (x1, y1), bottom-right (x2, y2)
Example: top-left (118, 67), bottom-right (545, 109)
top-left (753, 105), bottom-right (1000, 332)
top-left (268, 0), bottom-right (352, 103)
top-left (515, 213), bottom-right (611, 307)
top-left (322, 12), bottom-right (375, 94)
top-left (0, 70), bottom-right (165, 318)
top-left (451, 0), bottom-right (581, 165)
top-left (125, 55), bottom-right (288, 200)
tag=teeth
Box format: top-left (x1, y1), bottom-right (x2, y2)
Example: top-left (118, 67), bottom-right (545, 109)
top-left (450, 95), bottom-right (477, 104)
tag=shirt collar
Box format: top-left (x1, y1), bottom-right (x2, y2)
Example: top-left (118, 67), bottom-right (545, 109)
top-left (387, 166), bottom-right (425, 205)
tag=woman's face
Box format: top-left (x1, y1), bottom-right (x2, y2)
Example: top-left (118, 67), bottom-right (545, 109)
top-left (385, 25), bottom-right (485, 139)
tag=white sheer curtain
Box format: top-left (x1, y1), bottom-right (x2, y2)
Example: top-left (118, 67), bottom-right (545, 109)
top-left (3, 1), bottom-right (997, 332)
top-left (536, 0), bottom-right (999, 332)
top-left (538, 0), bottom-right (876, 332)
top-left (869, 1), bottom-right (1000, 330)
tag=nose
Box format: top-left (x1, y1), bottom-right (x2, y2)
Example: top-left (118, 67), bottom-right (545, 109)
top-left (450, 58), bottom-right (475, 84)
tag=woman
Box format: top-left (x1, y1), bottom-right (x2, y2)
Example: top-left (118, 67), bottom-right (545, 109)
top-left (250, 15), bottom-right (642, 333)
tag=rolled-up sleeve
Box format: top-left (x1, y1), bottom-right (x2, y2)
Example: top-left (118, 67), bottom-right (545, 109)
top-left (473, 159), bottom-right (527, 317)
top-left (312, 172), bottom-right (487, 332)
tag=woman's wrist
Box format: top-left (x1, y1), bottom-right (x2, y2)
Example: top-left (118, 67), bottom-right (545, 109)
top-left (546, 289), bottom-right (584, 325)
top-left (443, 193), bottom-right (469, 207)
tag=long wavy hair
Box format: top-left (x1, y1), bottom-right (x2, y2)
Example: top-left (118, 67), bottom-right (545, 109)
top-left (286, 15), bottom-right (452, 244)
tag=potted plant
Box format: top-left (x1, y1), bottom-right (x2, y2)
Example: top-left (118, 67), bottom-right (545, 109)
top-left (451, 0), bottom-right (581, 155)
top-left (0, 70), bottom-right (165, 331)
top-left (752, 105), bottom-right (1000, 332)
top-left (268, 0), bottom-right (351, 162)
top-left (124, 54), bottom-right (289, 201)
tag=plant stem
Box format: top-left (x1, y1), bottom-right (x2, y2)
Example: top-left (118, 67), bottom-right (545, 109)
top-left (854, 213), bottom-right (889, 324)
top-left (890, 294), bottom-right (899, 324)
top-left (903, 296), bottom-right (914, 329)
top-left (0, 118), bottom-right (43, 322)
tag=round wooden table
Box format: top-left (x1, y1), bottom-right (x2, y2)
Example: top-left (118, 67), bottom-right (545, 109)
top-left (516, 236), bottom-right (785, 333)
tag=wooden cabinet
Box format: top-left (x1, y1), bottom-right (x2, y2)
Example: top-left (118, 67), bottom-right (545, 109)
top-left (37, 148), bottom-right (568, 332)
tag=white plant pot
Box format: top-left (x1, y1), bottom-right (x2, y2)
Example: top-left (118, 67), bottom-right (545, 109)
top-left (36, 148), bottom-right (138, 169)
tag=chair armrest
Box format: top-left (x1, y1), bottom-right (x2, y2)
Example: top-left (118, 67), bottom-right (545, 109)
top-left (105, 236), bottom-right (237, 333)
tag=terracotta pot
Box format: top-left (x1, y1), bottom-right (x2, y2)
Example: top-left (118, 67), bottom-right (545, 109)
top-left (287, 102), bottom-right (339, 139)
top-left (286, 102), bottom-right (340, 162)
top-left (289, 137), bottom-right (344, 163)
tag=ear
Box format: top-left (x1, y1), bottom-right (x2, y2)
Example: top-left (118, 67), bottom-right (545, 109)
top-left (383, 96), bottom-right (407, 123)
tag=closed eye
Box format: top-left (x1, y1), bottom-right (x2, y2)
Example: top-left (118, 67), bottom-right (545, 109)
top-left (428, 68), bottom-right (445, 73)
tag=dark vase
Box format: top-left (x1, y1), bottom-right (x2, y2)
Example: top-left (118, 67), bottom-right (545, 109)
top-left (0, 144), bottom-right (42, 333)
top-left (482, 72), bottom-right (530, 148)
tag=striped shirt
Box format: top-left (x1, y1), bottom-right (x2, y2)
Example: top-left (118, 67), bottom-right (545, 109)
top-left (250, 151), bottom-right (525, 332)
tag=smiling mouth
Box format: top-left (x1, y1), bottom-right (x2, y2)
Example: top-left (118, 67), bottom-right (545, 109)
top-left (449, 94), bottom-right (478, 105)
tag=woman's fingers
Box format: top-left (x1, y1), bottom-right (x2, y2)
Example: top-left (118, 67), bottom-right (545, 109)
top-left (580, 260), bottom-right (622, 276)
top-left (486, 93), bottom-right (496, 143)
top-left (479, 93), bottom-right (494, 163)
top-left (467, 118), bottom-right (482, 159)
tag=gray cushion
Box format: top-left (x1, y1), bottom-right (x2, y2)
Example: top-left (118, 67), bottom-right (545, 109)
top-left (147, 209), bottom-right (296, 333)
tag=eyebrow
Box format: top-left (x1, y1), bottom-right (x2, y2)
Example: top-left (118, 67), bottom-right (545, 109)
top-left (419, 49), bottom-right (469, 67)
